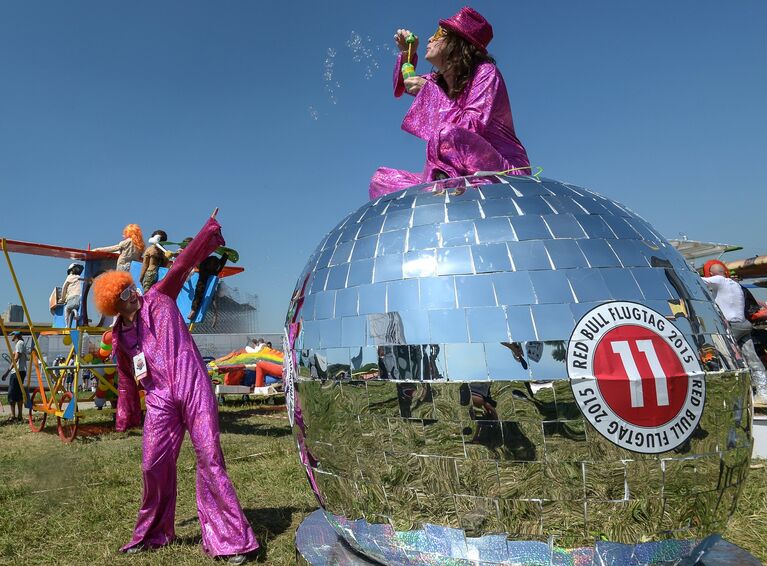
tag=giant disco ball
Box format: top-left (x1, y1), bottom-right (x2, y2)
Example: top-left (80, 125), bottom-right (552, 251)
top-left (284, 176), bottom-right (752, 565)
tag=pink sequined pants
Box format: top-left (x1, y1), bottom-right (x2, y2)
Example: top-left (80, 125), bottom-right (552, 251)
top-left (121, 370), bottom-right (259, 557)
top-left (369, 125), bottom-right (526, 200)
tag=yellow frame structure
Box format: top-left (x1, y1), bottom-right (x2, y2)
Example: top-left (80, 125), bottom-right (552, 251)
top-left (1, 237), bottom-right (118, 442)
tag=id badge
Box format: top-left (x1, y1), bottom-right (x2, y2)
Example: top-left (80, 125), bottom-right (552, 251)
top-left (132, 351), bottom-right (148, 382)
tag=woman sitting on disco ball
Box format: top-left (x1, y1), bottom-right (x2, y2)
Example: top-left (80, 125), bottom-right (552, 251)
top-left (91, 210), bottom-right (258, 564)
top-left (369, 6), bottom-right (530, 200)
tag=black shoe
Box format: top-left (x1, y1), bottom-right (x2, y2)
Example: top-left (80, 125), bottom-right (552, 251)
top-left (227, 555), bottom-right (247, 565)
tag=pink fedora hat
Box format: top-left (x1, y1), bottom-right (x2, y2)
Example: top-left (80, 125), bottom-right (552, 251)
top-left (439, 6), bottom-right (493, 53)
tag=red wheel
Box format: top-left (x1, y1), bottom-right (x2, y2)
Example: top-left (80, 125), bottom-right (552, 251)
top-left (28, 390), bottom-right (47, 432)
top-left (57, 392), bottom-right (79, 443)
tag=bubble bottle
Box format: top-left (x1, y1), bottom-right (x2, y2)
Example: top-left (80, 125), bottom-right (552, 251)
top-left (400, 33), bottom-right (417, 79)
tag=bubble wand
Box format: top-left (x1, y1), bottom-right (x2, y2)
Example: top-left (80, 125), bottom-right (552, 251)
top-left (401, 33), bottom-right (417, 79)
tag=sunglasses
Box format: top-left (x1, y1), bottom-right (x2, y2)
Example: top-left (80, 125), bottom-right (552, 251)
top-left (119, 285), bottom-right (139, 301)
top-left (431, 26), bottom-right (447, 41)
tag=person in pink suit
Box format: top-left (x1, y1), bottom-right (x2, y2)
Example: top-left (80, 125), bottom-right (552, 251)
top-left (370, 6), bottom-right (530, 200)
top-left (92, 210), bottom-right (258, 565)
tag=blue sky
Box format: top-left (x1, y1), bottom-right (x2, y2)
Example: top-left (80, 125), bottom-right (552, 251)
top-left (1, 1), bottom-right (765, 330)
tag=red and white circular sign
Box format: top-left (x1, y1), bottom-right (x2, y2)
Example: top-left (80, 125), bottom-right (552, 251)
top-left (567, 301), bottom-right (705, 453)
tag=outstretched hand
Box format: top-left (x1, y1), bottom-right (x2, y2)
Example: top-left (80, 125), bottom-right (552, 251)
top-left (394, 29), bottom-right (418, 53)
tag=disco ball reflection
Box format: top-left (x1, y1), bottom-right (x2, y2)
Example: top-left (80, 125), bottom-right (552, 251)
top-left (283, 176), bottom-right (753, 565)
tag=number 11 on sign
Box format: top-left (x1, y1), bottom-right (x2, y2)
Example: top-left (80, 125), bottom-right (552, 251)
top-left (610, 340), bottom-right (670, 408)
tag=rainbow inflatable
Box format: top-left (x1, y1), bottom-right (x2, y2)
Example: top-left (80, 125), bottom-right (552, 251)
top-left (207, 347), bottom-right (284, 387)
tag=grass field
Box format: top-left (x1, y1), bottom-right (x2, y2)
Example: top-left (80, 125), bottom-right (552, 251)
top-left (0, 401), bottom-right (765, 565)
top-left (0, 403), bottom-right (315, 566)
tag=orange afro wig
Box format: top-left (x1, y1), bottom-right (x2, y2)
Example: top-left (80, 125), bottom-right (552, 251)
top-left (92, 270), bottom-right (134, 316)
top-left (122, 224), bottom-right (145, 254)
top-left (703, 259), bottom-right (730, 278)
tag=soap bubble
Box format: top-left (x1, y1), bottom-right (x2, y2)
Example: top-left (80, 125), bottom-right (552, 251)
top-left (310, 31), bottom-right (399, 119)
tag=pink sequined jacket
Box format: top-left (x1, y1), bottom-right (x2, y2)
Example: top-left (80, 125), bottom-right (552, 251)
top-left (114, 218), bottom-right (224, 431)
top-left (393, 52), bottom-right (529, 171)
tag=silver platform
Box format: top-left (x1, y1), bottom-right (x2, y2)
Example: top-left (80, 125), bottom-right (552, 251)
top-left (285, 175), bottom-right (756, 565)
top-left (295, 509), bottom-right (762, 565)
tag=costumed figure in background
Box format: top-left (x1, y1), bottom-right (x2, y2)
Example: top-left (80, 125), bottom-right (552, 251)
top-left (60, 263), bottom-right (84, 327)
top-left (370, 6), bottom-right (530, 199)
top-left (701, 259), bottom-right (767, 405)
top-left (92, 210), bottom-right (258, 564)
top-left (139, 229), bottom-right (171, 291)
top-left (93, 224), bottom-right (145, 272)
top-left (186, 241), bottom-right (228, 322)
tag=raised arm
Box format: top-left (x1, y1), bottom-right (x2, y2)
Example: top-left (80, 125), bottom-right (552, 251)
top-left (393, 52), bottom-right (419, 98)
top-left (393, 29), bottom-right (420, 98)
top-left (61, 277), bottom-right (72, 301)
top-left (92, 238), bottom-right (128, 254)
top-left (701, 275), bottom-right (725, 291)
top-left (155, 216), bottom-right (225, 299)
top-left (216, 253), bottom-right (229, 274)
top-left (400, 78), bottom-right (447, 141)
